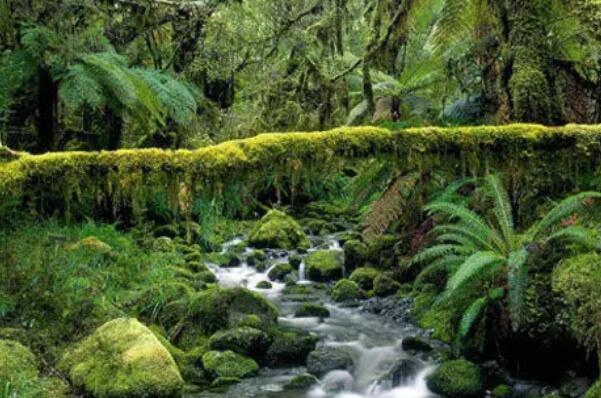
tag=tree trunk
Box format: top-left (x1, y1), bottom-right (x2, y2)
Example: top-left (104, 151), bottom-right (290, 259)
top-left (106, 108), bottom-right (123, 150)
top-left (505, 0), bottom-right (553, 124)
top-left (35, 68), bottom-right (58, 153)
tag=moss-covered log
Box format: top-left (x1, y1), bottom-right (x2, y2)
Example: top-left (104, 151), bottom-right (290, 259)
top-left (1, 124), bottom-right (601, 221)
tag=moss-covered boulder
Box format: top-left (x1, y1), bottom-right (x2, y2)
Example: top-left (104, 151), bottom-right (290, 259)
top-left (373, 274), bottom-right (401, 297)
top-left (208, 327), bottom-right (272, 360)
top-left (247, 249), bottom-right (266, 266)
top-left (306, 250), bottom-right (344, 282)
top-left (295, 303), bottom-right (330, 318)
top-left (60, 318), bottom-right (184, 398)
top-left (202, 350), bottom-right (258, 379)
top-left (343, 240), bottom-right (367, 271)
top-left (256, 280), bottom-right (273, 289)
top-left (289, 254), bottom-right (303, 269)
top-left (186, 287), bottom-right (278, 335)
top-left (426, 360), bottom-right (484, 398)
top-left (70, 236), bottom-right (112, 254)
top-left (0, 339), bottom-right (40, 395)
top-left (366, 235), bottom-right (399, 268)
top-left (331, 279), bottom-right (362, 302)
top-left (264, 329), bottom-right (318, 367)
top-left (285, 373), bottom-right (320, 389)
top-left (307, 346), bottom-right (355, 376)
top-left (249, 210), bottom-right (310, 249)
top-left (491, 384), bottom-right (513, 398)
top-left (268, 263), bottom-right (294, 282)
top-left (349, 267), bottom-right (380, 291)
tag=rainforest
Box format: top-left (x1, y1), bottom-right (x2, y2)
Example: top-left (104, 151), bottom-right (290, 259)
top-left (2, 1), bottom-right (601, 398)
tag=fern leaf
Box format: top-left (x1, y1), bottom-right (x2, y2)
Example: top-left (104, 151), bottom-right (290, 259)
top-left (431, 224), bottom-right (497, 252)
top-left (458, 296), bottom-right (487, 342)
top-left (531, 192), bottom-right (601, 240)
top-left (507, 248), bottom-right (529, 331)
top-left (446, 251), bottom-right (504, 292)
top-left (486, 174), bottom-right (515, 250)
top-left (546, 226), bottom-right (600, 249)
top-left (409, 244), bottom-right (472, 267)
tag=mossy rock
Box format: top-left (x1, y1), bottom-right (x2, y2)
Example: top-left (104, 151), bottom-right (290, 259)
top-left (248, 210), bottom-right (310, 250)
top-left (40, 376), bottom-right (70, 398)
top-left (373, 274), bottom-right (401, 297)
top-left (366, 235), bottom-right (399, 268)
top-left (202, 350), bottom-right (258, 379)
top-left (331, 279), bottom-right (362, 302)
top-left (70, 236), bottom-right (112, 254)
top-left (491, 384), bottom-right (513, 398)
top-left (305, 219), bottom-right (330, 235)
top-left (306, 250), bottom-right (344, 282)
top-left (154, 237), bottom-right (176, 252)
top-left (349, 267), bottom-right (380, 290)
top-left (264, 329), bottom-right (318, 367)
top-left (289, 254), bottom-right (303, 269)
top-left (283, 285), bottom-right (312, 296)
top-left (207, 327), bottom-right (272, 360)
top-left (343, 240), bottom-right (368, 271)
top-left (256, 280), bottom-right (273, 289)
top-left (307, 346), bottom-right (355, 376)
top-left (426, 359), bottom-right (484, 398)
top-left (59, 318), bottom-right (184, 398)
top-left (188, 287), bottom-right (279, 335)
top-left (0, 339), bottom-right (40, 395)
top-left (268, 263), bottom-right (294, 282)
top-left (204, 252), bottom-right (240, 268)
top-left (294, 303), bottom-right (330, 318)
top-left (247, 250), bottom-right (266, 266)
top-left (285, 373), bottom-right (320, 389)
top-left (401, 336), bottom-right (432, 352)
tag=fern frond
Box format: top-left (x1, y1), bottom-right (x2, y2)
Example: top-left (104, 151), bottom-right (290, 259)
top-left (531, 192), bottom-right (601, 240)
top-left (431, 224), bottom-right (497, 252)
top-left (409, 244), bottom-right (472, 267)
top-left (486, 174), bottom-right (515, 250)
top-left (457, 296), bottom-right (487, 342)
top-left (425, 201), bottom-right (505, 251)
top-left (507, 248), bottom-right (529, 331)
top-left (415, 254), bottom-right (465, 286)
top-left (446, 251), bottom-right (504, 292)
top-left (429, 177), bottom-right (476, 205)
top-left (545, 226), bottom-right (600, 249)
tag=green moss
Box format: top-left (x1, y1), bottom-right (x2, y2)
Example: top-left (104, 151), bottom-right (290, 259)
top-left (584, 381), bottom-right (600, 398)
top-left (207, 327), bottom-right (271, 360)
top-left (268, 263), bottom-right (294, 282)
top-left (59, 318), bottom-right (184, 398)
top-left (202, 350), bottom-right (258, 379)
top-left (491, 384), bottom-right (513, 398)
top-left (256, 280), bottom-right (273, 289)
top-left (349, 267), bottom-right (381, 290)
top-left (247, 249), bottom-right (266, 266)
top-left (248, 210), bottom-right (310, 249)
top-left (331, 279), bottom-right (362, 302)
top-left (373, 274), bottom-right (401, 297)
top-left (288, 254), bottom-right (303, 269)
top-left (264, 329), bottom-right (318, 367)
top-left (426, 360), bottom-right (484, 398)
top-left (68, 236), bottom-right (112, 254)
top-left (0, 339), bottom-right (40, 397)
top-left (343, 240), bottom-right (368, 271)
top-left (294, 303), bottom-right (330, 318)
top-left (306, 250), bottom-right (344, 282)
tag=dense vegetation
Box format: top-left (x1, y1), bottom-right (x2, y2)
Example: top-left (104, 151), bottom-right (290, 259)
top-left (2, 1), bottom-right (601, 398)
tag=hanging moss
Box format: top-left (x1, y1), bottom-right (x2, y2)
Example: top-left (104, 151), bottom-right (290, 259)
top-left (2, 124), bottom-right (601, 222)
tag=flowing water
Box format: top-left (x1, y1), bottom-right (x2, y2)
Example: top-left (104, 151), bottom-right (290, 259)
top-left (195, 234), bottom-right (437, 398)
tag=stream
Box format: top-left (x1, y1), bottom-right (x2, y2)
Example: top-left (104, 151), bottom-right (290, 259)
top-left (195, 233), bottom-right (438, 398)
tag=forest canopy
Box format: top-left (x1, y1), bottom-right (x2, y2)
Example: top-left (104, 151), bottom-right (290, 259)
top-left (0, 0), bottom-right (600, 154)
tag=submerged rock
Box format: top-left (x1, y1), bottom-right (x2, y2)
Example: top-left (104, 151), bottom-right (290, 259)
top-left (248, 210), bottom-right (310, 249)
top-left (202, 350), bottom-right (258, 379)
top-left (426, 359), bottom-right (484, 398)
top-left (306, 250), bottom-right (344, 282)
top-left (60, 318), bottom-right (184, 398)
top-left (401, 336), bottom-right (432, 353)
top-left (386, 358), bottom-right (421, 387)
top-left (307, 346), bottom-right (355, 376)
top-left (285, 373), bottom-right (320, 389)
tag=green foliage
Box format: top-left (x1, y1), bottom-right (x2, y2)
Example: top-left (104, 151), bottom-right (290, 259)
top-left (248, 210), bottom-right (310, 250)
top-left (202, 350), bottom-right (258, 380)
top-left (306, 250), bottom-right (344, 282)
top-left (426, 359), bottom-right (484, 398)
top-left (412, 174), bottom-right (600, 351)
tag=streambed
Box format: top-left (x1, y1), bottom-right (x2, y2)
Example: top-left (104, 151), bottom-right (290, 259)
top-left (193, 233), bottom-right (438, 398)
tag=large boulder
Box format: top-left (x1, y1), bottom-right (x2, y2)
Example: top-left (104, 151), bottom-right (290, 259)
top-left (331, 279), bottom-right (362, 302)
top-left (202, 350), bottom-right (258, 379)
top-left (264, 329), bottom-right (318, 367)
top-left (0, 339), bottom-right (40, 394)
top-left (373, 274), bottom-right (401, 297)
top-left (268, 263), bottom-right (295, 282)
top-left (426, 359), bottom-right (484, 398)
top-left (60, 318), bottom-right (184, 398)
top-left (295, 303), bottom-right (330, 318)
top-left (208, 327), bottom-right (272, 360)
top-left (185, 287), bottom-right (278, 335)
top-left (349, 267), bottom-right (380, 291)
top-left (307, 346), bottom-right (355, 376)
top-left (343, 240), bottom-right (368, 271)
top-left (306, 250), bottom-right (344, 282)
top-left (249, 210), bottom-right (310, 249)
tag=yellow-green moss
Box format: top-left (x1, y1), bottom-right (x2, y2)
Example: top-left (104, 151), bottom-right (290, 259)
top-left (0, 339), bottom-right (40, 397)
top-left (59, 318), bottom-right (184, 398)
top-left (306, 250), bottom-right (344, 282)
top-left (248, 210), bottom-right (309, 249)
top-left (201, 350), bottom-right (258, 379)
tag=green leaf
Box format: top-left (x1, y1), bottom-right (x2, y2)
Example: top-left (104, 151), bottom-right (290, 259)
top-left (446, 251), bottom-right (504, 292)
top-left (458, 296), bottom-right (487, 342)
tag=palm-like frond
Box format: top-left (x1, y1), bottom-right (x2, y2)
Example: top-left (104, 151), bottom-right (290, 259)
top-left (507, 248), bottom-right (528, 330)
top-left (457, 296), bottom-right (487, 342)
top-left (486, 174), bottom-right (515, 250)
top-left (530, 192), bottom-right (601, 240)
top-left (546, 225), bottom-right (600, 249)
top-left (425, 201), bottom-right (505, 251)
top-left (446, 251), bottom-right (504, 292)
top-left (409, 243), bottom-right (471, 266)
top-left (430, 224), bottom-right (497, 252)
